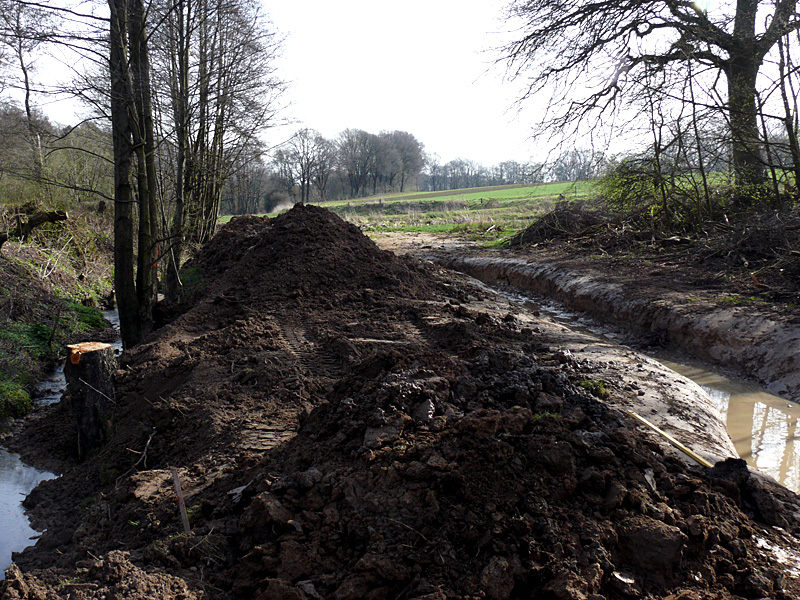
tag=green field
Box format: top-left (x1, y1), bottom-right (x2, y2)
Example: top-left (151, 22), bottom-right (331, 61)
top-left (221, 181), bottom-right (596, 242)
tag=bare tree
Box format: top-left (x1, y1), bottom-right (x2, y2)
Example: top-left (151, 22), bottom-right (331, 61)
top-left (337, 128), bottom-right (376, 198)
top-left (107, 0), bottom-right (159, 347)
top-left (311, 133), bottom-right (335, 202)
top-left (222, 148), bottom-right (270, 214)
top-left (386, 130), bottom-right (424, 192)
top-left (503, 0), bottom-right (800, 199)
top-left (0, 0), bottom-right (54, 179)
top-left (285, 128), bottom-right (316, 204)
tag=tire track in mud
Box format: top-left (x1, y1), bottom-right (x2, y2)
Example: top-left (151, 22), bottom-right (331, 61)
top-left (280, 323), bottom-right (341, 379)
top-left (238, 323), bottom-right (341, 453)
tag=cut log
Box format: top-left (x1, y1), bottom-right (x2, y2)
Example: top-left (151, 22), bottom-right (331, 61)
top-left (64, 341), bottom-right (116, 459)
top-left (0, 210), bottom-right (68, 251)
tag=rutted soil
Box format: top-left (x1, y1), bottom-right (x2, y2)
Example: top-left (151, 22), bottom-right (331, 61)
top-left (3, 205), bottom-right (800, 599)
top-left (375, 207), bottom-right (800, 403)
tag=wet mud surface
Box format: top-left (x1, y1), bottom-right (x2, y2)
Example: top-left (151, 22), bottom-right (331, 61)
top-left (3, 206), bottom-right (800, 599)
top-left (376, 225), bottom-right (800, 404)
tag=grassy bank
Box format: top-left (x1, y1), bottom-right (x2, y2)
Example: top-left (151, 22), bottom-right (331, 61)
top-left (0, 207), bottom-right (114, 419)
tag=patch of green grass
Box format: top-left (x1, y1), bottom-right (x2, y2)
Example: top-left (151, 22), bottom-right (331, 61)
top-left (0, 381), bottom-right (32, 418)
top-left (714, 294), bottom-right (769, 307)
top-left (220, 182), bottom-right (599, 245)
top-left (66, 301), bottom-right (106, 331)
top-left (0, 321), bottom-right (51, 359)
top-left (578, 378), bottom-right (610, 398)
top-left (56, 576), bottom-right (84, 589)
top-left (531, 411), bottom-right (559, 422)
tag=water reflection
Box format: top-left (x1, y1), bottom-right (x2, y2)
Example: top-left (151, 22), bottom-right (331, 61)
top-left (644, 359), bottom-right (800, 493)
top-left (502, 288), bottom-right (800, 493)
top-left (0, 449), bottom-right (56, 579)
top-left (4, 309), bottom-right (120, 577)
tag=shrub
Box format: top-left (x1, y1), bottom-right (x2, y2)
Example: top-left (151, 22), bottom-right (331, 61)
top-left (0, 381), bottom-right (32, 418)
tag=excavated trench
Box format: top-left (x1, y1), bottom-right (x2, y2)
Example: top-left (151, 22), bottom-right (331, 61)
top-left (501, 287), bottom-right (800, 492)
top-left (435, 255), bottom-right (800, 400)
top-left (432, 254), bottom-right (800, 491)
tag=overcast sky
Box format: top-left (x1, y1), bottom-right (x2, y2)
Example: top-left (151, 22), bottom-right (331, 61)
top-left (264, 0), bottom-right (542, 166)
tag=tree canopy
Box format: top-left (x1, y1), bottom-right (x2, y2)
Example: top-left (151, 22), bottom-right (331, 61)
top-left (503, 0), bottom-right (800, 198)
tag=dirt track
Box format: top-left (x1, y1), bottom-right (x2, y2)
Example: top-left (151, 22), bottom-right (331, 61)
top-left (3, 206), bottom-right (800, 600)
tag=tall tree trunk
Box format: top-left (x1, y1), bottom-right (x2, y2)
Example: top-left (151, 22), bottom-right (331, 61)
top-left (17, 44), bottom-right (42, 179)
top-left (166, 0), bottom-right (190, 302)
top-left (728, 0), bottom-right (765, 199)
top-left (778, 35), bottom-right (800, 197)
top-left (728, 52), bottom-right (765, 197)
top-left (129, 0), bottom-right (158, 339)
top-left (108, 0), bottom-right (141, 349)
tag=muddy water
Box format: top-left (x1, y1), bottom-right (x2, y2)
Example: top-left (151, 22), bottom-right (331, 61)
top-left (509, 292), bottom-right (800, 493)
top-left (1, 309), bottom-right (122, 579)
top-left (658, 357), bottom-right (800, 492)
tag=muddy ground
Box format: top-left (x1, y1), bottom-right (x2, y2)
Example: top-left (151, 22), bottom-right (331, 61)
top-left (375, 207), bottom-right (800, 401)
top-left (3, 205), bottom-right (800, 600)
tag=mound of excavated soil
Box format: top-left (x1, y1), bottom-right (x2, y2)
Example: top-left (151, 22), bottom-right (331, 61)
top-left (4, 205), bottom-right (800, 600)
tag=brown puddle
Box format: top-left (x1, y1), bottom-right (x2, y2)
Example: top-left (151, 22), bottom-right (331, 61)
top-left (658, 358), bottom-right (800, 493)
top-left (505, 290), bottom-right (800, 492)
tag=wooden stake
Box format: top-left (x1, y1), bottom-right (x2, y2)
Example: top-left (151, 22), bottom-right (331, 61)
top-left (627, 410), bottom-right (714, 468)
top-left (172, 467), bottom-right (191, 535)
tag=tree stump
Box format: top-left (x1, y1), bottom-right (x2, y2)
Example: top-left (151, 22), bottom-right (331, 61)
top-left (64, 342), bottom-right (116, 459)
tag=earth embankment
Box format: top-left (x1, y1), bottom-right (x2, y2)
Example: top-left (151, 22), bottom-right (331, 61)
top-left (432, 254), bottom-right (800, 402)
top-left (3, 205), bottom-right (800, 600)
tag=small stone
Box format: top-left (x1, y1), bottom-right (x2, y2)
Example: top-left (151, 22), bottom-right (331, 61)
top-left (413, 399), bottom-right (435, 424)
top-left (542, 571), bottom-right (588, 600)
top-left (615, 516), bottom-right (685, 590)
top-left (768, 381), bottom-right (788, 395)
top-left (296, 468), bottom-right (323, 489)
top-left (363, 414), bottom-right (411, 449)
top-left (745, 571), bottom-right (773, 597)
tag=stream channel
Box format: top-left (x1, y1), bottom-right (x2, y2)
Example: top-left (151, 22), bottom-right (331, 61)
top-left (0, 310), bottom-right (122, 579)
top-left (502, 288), bottom-right (800, 494)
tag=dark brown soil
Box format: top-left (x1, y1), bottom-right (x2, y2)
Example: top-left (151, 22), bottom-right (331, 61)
top-left (3, 205), bottom-right (800, 600)
top-left (508, 202), bottom-right (607, 247)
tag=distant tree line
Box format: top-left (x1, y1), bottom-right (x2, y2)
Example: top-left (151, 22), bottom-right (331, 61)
top-left (220, 132), bottom-right (608, 215)
top-left (270, 128), bottom-right (425, 204)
